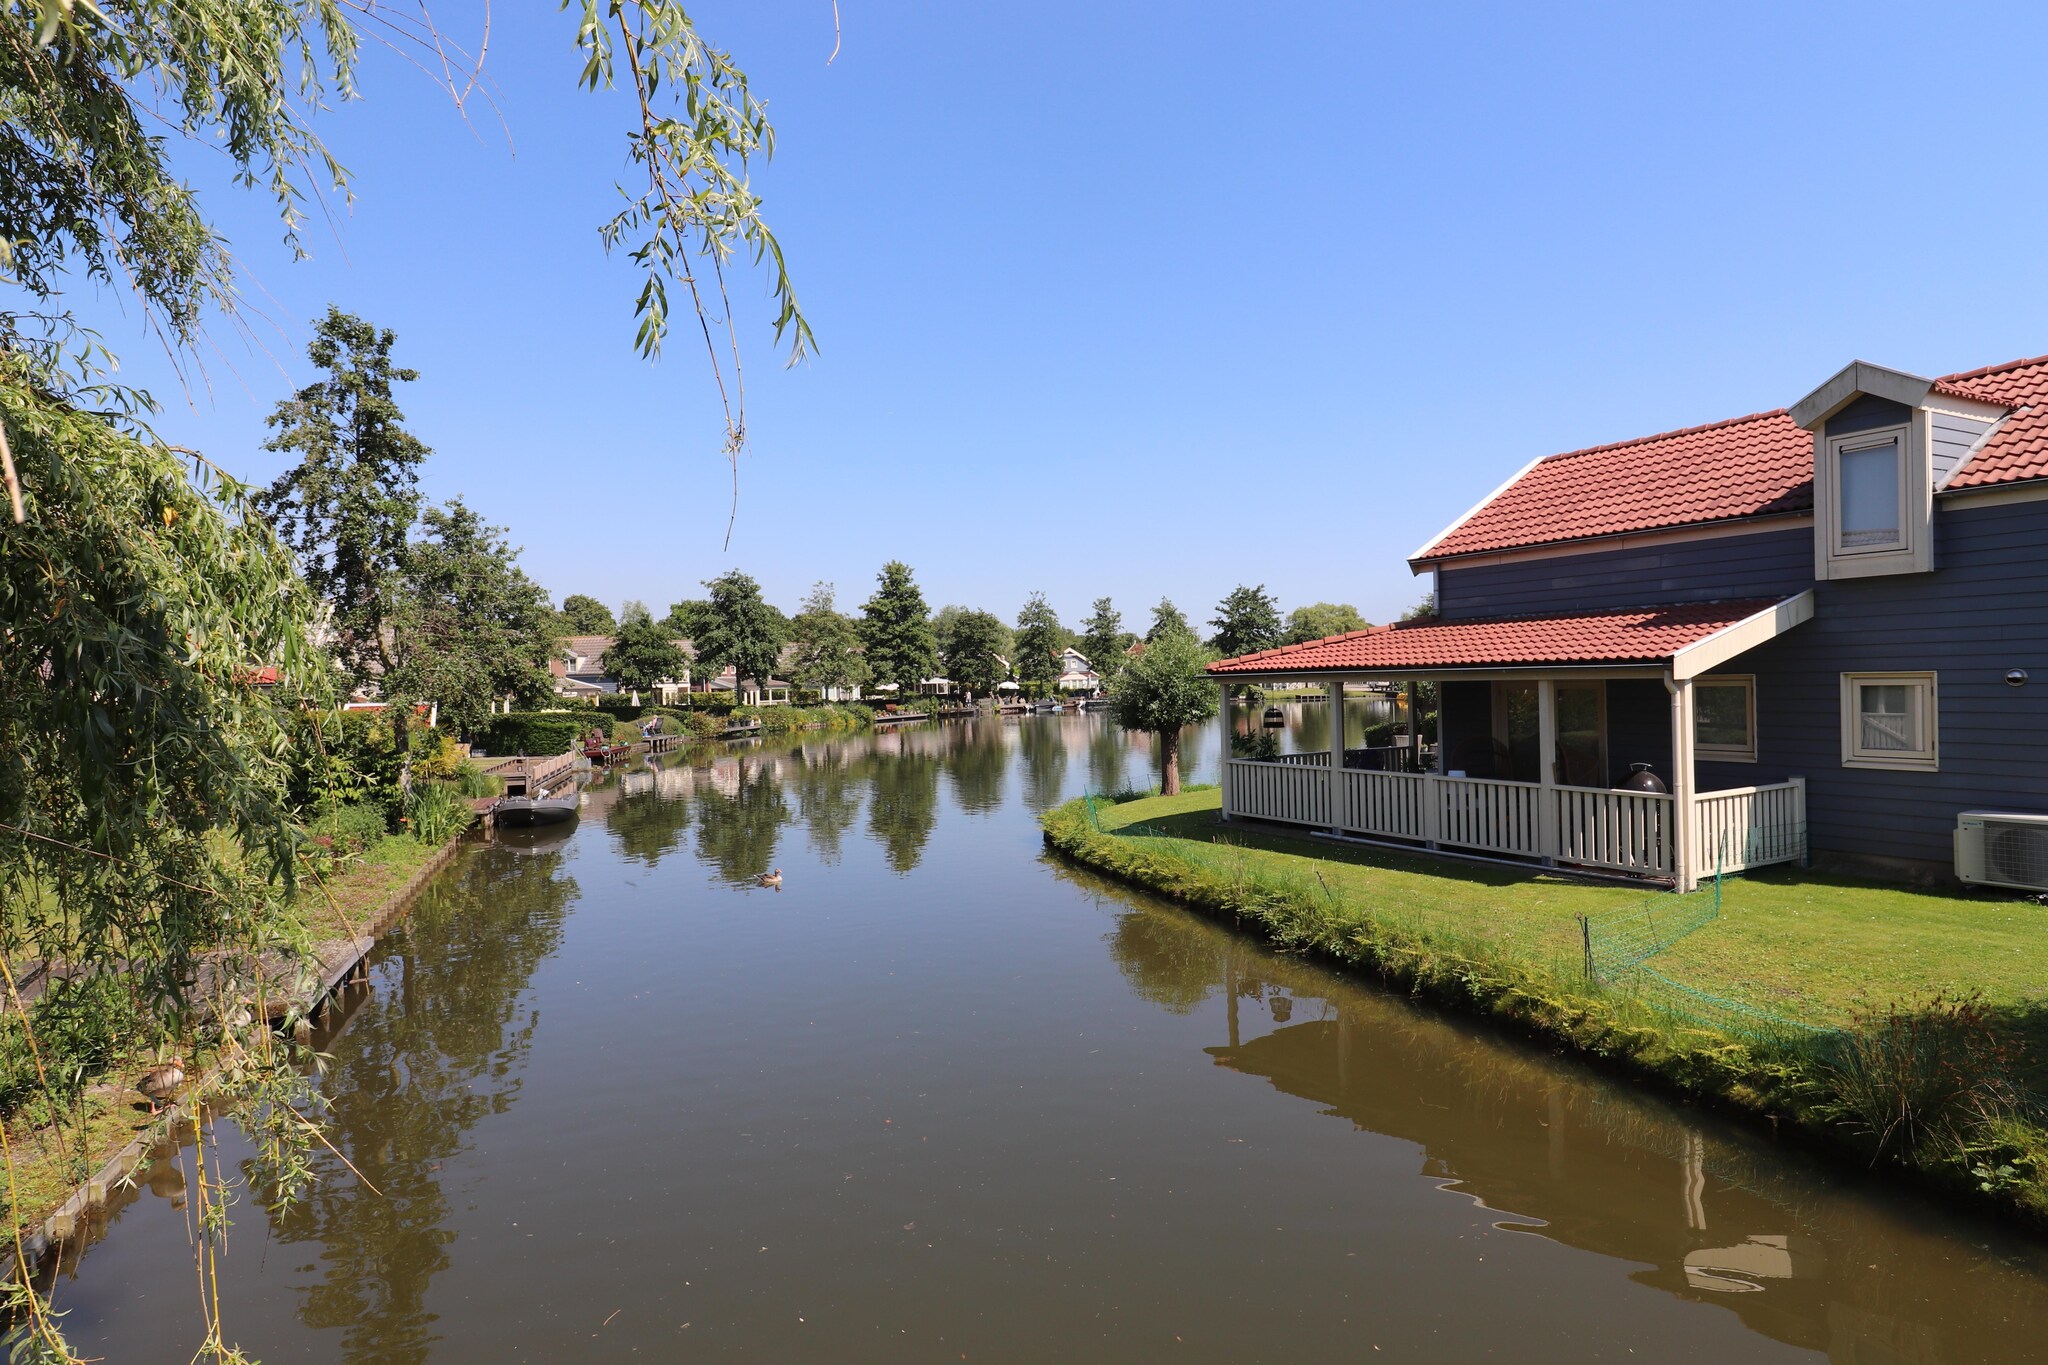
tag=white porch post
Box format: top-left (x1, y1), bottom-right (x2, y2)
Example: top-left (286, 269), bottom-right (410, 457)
top-left (1537, 678), bottom-right (1559, 865)
top-left (1218, 680), bottom-right (1234, 821)
top-left (1327, 677), bottom-right (1345, 834)
top-left (1670, 676), bottom-right (1697, 892)
top-left (1406, 681), bottom-right (1422, 773)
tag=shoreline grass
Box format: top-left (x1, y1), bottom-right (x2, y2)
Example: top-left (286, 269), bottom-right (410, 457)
top-left (1042, 788), bottom-right (2048, 1227)
top-left (1, 831), bottom-right (451, 1242)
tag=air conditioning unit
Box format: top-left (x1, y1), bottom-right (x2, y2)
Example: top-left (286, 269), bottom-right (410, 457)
top-left (1955, 812), bottom-right (2048, 891)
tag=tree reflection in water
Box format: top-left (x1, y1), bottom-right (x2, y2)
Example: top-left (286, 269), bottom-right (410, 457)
top-left (786, 741), bottom-right (864, 864)
top-left (257, 850), bottom-right (577, 1363)
top-left (1016, 716), bottom-right (1068, 812)
top-left (606, 780), bottom-right (692, 866)
top-left (942, 721), bottom-right (1007, 815)
top-left (692, 755), bottom-right (791, 883)
top-left (1086, 724), bottom-right (1129, 798)
top-left (866, 736), bottom-right (940, 873)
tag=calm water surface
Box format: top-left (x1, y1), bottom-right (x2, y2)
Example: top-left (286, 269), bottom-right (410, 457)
top-left (48, 708), bottom-right (2048, 1361)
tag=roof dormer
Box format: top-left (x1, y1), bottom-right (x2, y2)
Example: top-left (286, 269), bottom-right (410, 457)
top-left (1789, 361), bottom-right (2011, 580)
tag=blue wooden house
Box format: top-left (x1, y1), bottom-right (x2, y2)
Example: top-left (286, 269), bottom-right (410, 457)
top-left (1209, 354), bottom-right (2048, 890)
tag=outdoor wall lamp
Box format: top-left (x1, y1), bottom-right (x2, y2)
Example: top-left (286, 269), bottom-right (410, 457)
top-left (2007, 669), bottom-right (2029, 687)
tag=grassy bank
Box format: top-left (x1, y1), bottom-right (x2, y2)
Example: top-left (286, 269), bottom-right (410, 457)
top-left (1, 831), bottom-right (450, 1241)
top-left (1043, 788), bottom-right (2048, 1224)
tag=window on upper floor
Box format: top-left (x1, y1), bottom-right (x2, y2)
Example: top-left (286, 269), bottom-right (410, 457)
top-left (1694, 675), bottom-right (1755, 763)
top-left (1828, 426), bottom-right (1909, 557)
top-left (1840, 672), bottom-right (1938, 771)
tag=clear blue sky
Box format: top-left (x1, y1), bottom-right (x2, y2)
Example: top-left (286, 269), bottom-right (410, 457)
top-left (104, 1), bottom-right (2048, 631)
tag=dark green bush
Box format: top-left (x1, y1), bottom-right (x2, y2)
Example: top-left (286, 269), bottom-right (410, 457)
top-left (476, 712), bottom-right (600, 757)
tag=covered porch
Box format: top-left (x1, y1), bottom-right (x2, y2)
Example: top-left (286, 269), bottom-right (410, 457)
top-left (1210, 596), bottom-right (1813, 891)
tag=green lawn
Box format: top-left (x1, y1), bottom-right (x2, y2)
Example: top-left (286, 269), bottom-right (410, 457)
top-left (1091, 789), bottom-right (2048, 1026)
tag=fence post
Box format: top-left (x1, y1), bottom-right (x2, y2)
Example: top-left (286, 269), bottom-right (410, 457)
top-left (1790, 774), bottom-right (1808, 867)
top-left (1218, 681), bottom-right (1234, 822)
top-left (1579, 914), bottom-right (1594, 981)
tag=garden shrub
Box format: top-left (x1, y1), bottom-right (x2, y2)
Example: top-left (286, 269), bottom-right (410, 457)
top-left (310, 801), bottom-right (390, 854)
top-left (475, 712), bottom-right (592, 757)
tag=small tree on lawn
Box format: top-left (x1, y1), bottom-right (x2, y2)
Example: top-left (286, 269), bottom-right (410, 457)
top-left (1108, 628), bottom-right (1218, 796)
top-left (604, 609), bottom-right (687, 695)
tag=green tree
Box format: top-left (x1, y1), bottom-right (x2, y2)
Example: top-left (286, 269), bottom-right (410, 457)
top-left (787, 582), bottom-right (869, 697)
top-left (256, 307), bottom-right (429, 689)
top-left (1079, 596), bottom-right (1125, 686)
top-left (941, 609), bottom-right (1009, 698)
top-left (1, 381), bottom-right (321, 1011)
top-left (385, 500), bottom-right (559, 739)
top-left (558, 594), bottom-right (617, 635)
top-left (662, 598), bottom-right (709, 638)
top-left (1209, 584), bottom-right (1284, 660)
top-left (1402, 592), bottom-right (1438, 621)
top-left (1147, 597), bottom-right (1193, 642)
top-left (1285, 601), bottom-right (1369, 644)
top-left (1014, 591), bottom-right (1064, 691)
top-left (602, 612), bottom-right (687, 694)
top-left (691, 569), bottom-right (787, 690)
top-left (859, 561), bottom-right (937, 692)
top-left (1108, 628), bottom-right (1218, 796)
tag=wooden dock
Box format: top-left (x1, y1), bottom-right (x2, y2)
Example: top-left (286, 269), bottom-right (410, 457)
top-left (476, 751), bottom-right (581, 796)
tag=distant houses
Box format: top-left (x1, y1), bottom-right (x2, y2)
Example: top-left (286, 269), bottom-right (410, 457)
top-left (1056, 647), bottom-right (1101, 693)
top-left (548, 634), bottom-right (694, 703)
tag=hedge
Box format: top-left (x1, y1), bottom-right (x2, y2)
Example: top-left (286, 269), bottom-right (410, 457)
top-left (474, 711), bottom-right (604, 757)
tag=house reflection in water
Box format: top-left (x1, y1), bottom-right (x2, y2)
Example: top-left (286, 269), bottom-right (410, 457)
top-left (1097, 897), bottom-right (2048, 1365)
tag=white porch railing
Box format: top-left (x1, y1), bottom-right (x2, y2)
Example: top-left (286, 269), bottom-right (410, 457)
top-left (1224, 757), bottom-right (1328, 827)
top-left (1693, 779), bottom-right (1807, 876)
top-left (1226, 761), bottom-right (1807, 883)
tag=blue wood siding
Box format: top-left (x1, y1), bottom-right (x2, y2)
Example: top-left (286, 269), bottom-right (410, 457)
top-left (1826, 393), bottom-right (1912, 437)
top-left (1713, 497), bottom-right (2048, 864)
top-left (1436, 525), bottom-right (1813, 621)
top-left (1932, 410), bottom-right (1996, 488)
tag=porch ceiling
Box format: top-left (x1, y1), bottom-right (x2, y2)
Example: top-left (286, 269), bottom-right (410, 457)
top-left (1207, 593), bottom-right (1813, 684)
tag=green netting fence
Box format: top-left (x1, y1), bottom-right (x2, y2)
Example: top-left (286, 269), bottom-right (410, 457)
top-left (1079, 793), bottom-right (1826, 1042)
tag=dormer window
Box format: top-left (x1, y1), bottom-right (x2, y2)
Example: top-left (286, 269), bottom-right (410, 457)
top-left (1830, 426), bottom-right (1907, 554)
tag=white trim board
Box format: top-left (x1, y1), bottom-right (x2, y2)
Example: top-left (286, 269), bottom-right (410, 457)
top-left (1670, 591), bottom-right (1814, 680)
top-left (1414, 513), bottom-right (1813, 572)
top-left (1407, 451), bottom-right (1550, 567)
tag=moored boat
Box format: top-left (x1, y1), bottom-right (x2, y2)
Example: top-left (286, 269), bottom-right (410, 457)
top-left (493, 791), bottom-right (580, 827)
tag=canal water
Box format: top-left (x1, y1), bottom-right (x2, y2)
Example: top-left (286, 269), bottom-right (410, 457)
top-left (46, 708), bottom-right (2048, 1361)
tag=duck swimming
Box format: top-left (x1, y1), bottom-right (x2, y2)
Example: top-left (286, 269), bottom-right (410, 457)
top-left (755, 868), bottom-right (783, 889)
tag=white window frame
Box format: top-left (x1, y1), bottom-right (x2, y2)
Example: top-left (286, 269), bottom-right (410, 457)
top-left (1814, 417), bottom-right (1932, 580)
top-left (1693, 674), bottom-right (1756, 763)
top-left (1827, 425), bottom-right (1910, 557)
top-left (1840, 671), bottom-right (1938, 771)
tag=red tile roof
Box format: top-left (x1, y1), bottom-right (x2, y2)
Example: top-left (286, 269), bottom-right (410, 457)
top-left (1932, 353), bottom-right (2048, 490)
top-left (1417, 410), bottom-right (1815, 562)
top-left (1415, 353), bottom-right (2048, 561)
top-left (1207, 600), bottom-right (1782, 675)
